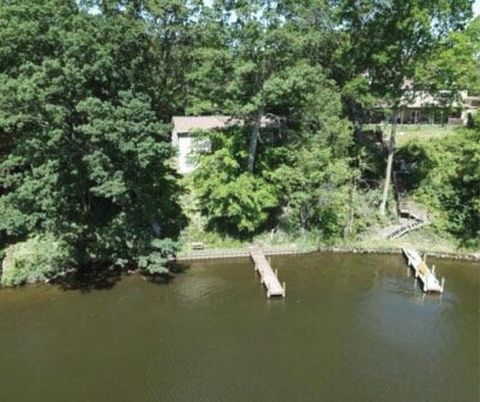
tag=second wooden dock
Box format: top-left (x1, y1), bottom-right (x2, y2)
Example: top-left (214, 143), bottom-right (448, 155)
top-left (402, 247), bottom-right (444, 293)
top-left (250, 248), bottom-right (286, 298)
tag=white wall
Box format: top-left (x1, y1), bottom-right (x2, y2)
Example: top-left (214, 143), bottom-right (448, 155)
top-left (175, 133), bottom-right (211, 175)
top-left (177, 134), bottom-right (196, 174)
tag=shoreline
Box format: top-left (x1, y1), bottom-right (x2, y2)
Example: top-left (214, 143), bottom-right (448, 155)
top-left (1, 244), bottom-right (477, 289)
top-left (176, 244), bottom-right (480, 263)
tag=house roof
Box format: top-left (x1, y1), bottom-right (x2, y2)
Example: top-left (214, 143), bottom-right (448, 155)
top-left (172, 115), bottom-right (275, 133)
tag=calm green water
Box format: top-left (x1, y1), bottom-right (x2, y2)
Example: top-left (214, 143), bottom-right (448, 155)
top-left (0, 253), bottom-right (478, 402)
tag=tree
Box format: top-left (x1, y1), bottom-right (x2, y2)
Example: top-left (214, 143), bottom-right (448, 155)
top-left (337, 0), bottom-right (474, 214)
top-left (184, 2), bottom-right (233, 115)
top-left (191, 59), bottom-right (359, 239)
top-left (0, 1), bottom-right (183, 275)
top-left (398, 123), bottom-right (480, 247)
top-left (190, 0), bottom-right (306, 172)
top-left (268, 70), bottom-right (358, 239)
top-left (192, 139), bottom-right (280, 235)
top-left (417, 16), bottom-right (480, 118)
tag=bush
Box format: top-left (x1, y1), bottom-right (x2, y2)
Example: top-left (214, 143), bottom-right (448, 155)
top-left (138, 238), bottom-right (179, 275)
top-left (1, 235), bottom-right (73, 286)
top-left (398, 127), bottom-right (480, 248)
top-left (195, 171), bottom-right (279, 235)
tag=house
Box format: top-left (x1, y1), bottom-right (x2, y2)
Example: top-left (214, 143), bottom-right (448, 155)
top-left (462, 93), bottom-right (480, 124)
top-left (171, 115), bottom-right (275, 174)
top-left (399, 90), bottom-right (479, 125)
top-left (370, 90), bottom-right (479, 125)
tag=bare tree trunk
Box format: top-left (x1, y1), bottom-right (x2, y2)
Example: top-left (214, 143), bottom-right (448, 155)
top-left (247, 114), bottom-right (261, 173)
top-left (379, 108), bottom-right (398, 215)
top-left (344, 181), bottom-right (356, 239)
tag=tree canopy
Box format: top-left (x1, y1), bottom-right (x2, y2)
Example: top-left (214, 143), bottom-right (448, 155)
top-left (0, 0), bottom-right (478, 284)
top-left (0, 0), bottom-right (183, 274)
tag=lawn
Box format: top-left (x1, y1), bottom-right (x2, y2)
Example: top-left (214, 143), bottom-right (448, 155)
top-left (364, 123), bottom-right (462, 145)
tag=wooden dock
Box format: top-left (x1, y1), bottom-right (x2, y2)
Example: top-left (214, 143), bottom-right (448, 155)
top-left (402, 248), bottom-right (444, 293)
top-left (250, 248), bottom-right (286, 298)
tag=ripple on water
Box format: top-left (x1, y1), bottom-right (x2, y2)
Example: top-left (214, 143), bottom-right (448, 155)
top-left (0, 253), bottom-right (477, 402)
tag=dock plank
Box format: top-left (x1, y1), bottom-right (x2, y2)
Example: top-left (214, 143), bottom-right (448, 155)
top-left (402, 248), bottom-right (444, 293)
top-left (250, 248), bottom-right (285, 298)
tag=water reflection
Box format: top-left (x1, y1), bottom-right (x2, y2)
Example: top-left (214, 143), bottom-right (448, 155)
top-left (0, 253), bottom-right (478, 402)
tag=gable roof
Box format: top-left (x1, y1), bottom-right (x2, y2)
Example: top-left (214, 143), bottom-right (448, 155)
top-left (172, 115), bottom-right (276, 134)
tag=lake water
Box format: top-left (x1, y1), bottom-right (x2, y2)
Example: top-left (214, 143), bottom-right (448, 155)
top-left (0, 253), bottom-right (478, 402)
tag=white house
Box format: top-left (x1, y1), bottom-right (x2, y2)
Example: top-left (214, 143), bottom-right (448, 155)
top-left (399, 90), bottom-right (479, 125)
top-left (171, 115), bottom-right (275, 174)
top-left (370, 88), bottom-right (479, 125)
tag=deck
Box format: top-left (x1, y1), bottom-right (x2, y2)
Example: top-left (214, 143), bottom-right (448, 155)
top-left (402, 248), bottom-right (444, 293)
top-left (250, 248), bottom-right (286, 298)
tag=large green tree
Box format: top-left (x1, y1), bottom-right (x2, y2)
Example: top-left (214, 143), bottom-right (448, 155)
top-left (0, 0), bottom-right (182, 274)
top-left (417, 16), bottom-right (480, 116)
top-left (337, 0), bottom-right (474, 214)
top-left (398, 123), bottom-right (480, 247)
top-left (190, 0), bottom-right (306, 172)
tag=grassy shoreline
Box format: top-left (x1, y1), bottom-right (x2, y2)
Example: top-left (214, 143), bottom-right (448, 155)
top-left (178, 227), bottom-right (480, 262)
top-left (177, 245), bottom-right (479, 262)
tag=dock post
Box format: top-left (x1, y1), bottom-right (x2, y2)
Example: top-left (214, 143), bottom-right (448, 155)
top-left (441, 277), bottom-right (445, 292)
top-left (432, 264), bottom-right (435, 275)
top-left (282, 282), bottom-right (286, 297)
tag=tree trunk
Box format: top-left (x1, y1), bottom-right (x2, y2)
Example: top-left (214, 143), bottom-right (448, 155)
top-left (344, 181), bottom-right (356, 239)
top-left (247, 114), bottom-right (261, 173)
top-left (379, 108), bottom-right (398, 215)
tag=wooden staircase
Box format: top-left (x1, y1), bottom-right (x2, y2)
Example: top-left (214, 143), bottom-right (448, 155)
top-left (385, 219), bottom-right (428, 240)
top-left (382, 162), bottom-right (431, 240)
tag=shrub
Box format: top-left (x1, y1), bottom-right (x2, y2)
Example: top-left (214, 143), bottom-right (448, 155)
top-left (195, 171), bottom-right (279, 235)
top-left (138, 238), bottom-right (179, 275)
top-left (1, 235), bottom-right (73, 286)
top-left (398, 127), bottom-right (480, 248)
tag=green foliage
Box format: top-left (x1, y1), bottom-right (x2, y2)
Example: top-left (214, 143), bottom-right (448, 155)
top-left (1, 235), bottom-right (73, 286)
top-left (472, 110), bottom-right (480, 129)
top-left (0, 0), bottom-right (477, 283)
top-left (0, 0), bottom-right (183, 277)
top-left (191, 63), bottom-right (364, 241)
top-left (270, 85), bottom-right (351, 236)
top-left (273, 150), bottom-right (352, 238)
top-left (398, 126), bottom-right (480, 248)
top-left (417, 17), bottom-right (480, 108)
top-left (138, 238), bottom-right (179, 275)
top-left (192, 137), bottom-right (279, 235)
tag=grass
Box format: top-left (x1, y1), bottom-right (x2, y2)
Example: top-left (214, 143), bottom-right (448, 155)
top-left (350, 225), bottom-right (477, 254)
top-left (179, 219), bottom-right (478, 257)
top-left (364, 123), bottom-right (462, 145)
top-left (177, 184), bottom-right (246, 254)
top-left (177, 179), bottom-right (317, 254)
